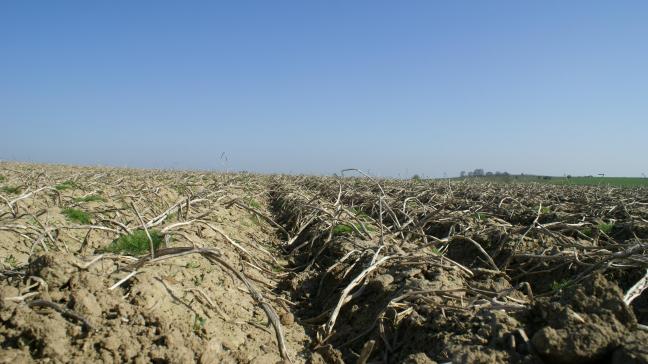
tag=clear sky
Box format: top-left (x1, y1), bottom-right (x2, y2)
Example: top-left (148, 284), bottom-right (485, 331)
top-left (1, 1), bottom-right (647, 177)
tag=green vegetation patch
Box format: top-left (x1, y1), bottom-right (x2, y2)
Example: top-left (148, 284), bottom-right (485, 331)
top-left (552, 177), bottom-right (648, 187)
top-left (1, 186), bottom-right (21, 194)
top-left (454, 175), bottom-right (648, 187)
top-left (62, 208), bottom-right (92, 224)
top-left (332, 224), bottom-right (354, 236)
top-left (551, 279), bottom-right (570, 292)
top-left (598, 222), bottom-right (614, 234)
top-left (193, 314), bottom-right (207, 333)
top-left (429, 246), bottom-right (442, 255)
top-left (350, 207), bottom-right (371, 220)
top-left (0, 175), bottom-right (5, 182)
top-left (4, 254), bottom-right (18, 268)
top-left (103, 229), bottom-right (164, 256)
top-left (582, 222), bottom-right (615, 237)
top-left (55, 180), bottom-right (79, 191)
top-left (245, 197), bottom-right (261, 209)
top-left (192, 272), bottom-right (205, 286)
top-left (74, 194), bottom-right (105, 203)
top-left (332, 223), bottom-right (374, 236)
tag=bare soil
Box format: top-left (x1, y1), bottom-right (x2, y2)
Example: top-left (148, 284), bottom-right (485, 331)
top-left (0, 163), bottom-right (308, 363)
top-left (1, 162), bottom-right (647, 363)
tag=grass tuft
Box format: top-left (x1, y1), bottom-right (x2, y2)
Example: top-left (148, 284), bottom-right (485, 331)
top-left (332, 221), bottom-right (376, 236)
top-left (245, 197), bottom-right (261, 209)
top-left (598, 222), bottom-right (614, 234)
top-left (55, 180), bottom-right (79, 191)
top-left (0, 175), bottom-right (5, 182)
top-left (583, 222), bottom-right (615, 237)
top-left (429, 246), bottom-right (442, 255)
top-left (62, 208), bottom-right (92, 224)
top-left (1, 186), bottom-right (21, 194)
top-left (332, 224), bottom-right (354, 236)
top-left (102, 229), bottom-right (164, 256)
top-left (74, 194), bottom-right (104, 203)
top-left (350, 208), bottom-right (371, 220)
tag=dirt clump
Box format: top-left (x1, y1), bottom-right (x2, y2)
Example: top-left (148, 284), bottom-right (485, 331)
top-left (529, 274), bottom-right (639, 364)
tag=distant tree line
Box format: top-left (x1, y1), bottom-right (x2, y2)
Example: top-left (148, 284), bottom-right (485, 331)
top-left (460, 169), bottom-right (510, 177)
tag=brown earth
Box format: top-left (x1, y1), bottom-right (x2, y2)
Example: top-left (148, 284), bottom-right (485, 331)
top-left (0, 163), bottom-right (308, 363)
top-left (1, 162), bottom-right (648, 363)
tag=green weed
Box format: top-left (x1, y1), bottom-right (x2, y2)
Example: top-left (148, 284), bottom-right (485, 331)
top-left (429, 246), bottom-right (442, 255)
top-left (0, 175), bottom-right (5, 182)
top-left (551, 279), bottom-right (570, 291)
top-left (192, 272), bottom-right (205, 286)
top-left (332, 224), bottom-right (354, 236)
top-left (598, 223), bottom-right (614, 234)
top-left (74, 194), bottom-right (104, 203)
top-left (351, 208), bottom-right (371, 220)
top-left (332, 223), bottom-right (373, 236)
top-left (62, 208), bottom-right (92, 224)
top-left (55, 180), bottom-right (79, 191)
top-left (4, 254), bottom-right (18, 268)
top-left (193, 314), bottom-right (207, 333)
top-left (1, 186), bottom-right (21, 194)
top-left (582, 223), bottom-right (614, 237)
top-left (102, 229), bottom-right (164, 255)
top-left (245, 197), bottom-right (261, 209)
top-left (475, 212), bottom-right (487, 220)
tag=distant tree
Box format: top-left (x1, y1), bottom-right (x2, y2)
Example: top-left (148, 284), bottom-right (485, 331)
top-left (567, 175), bottom-right (572, 179)
top-left (503, 171), bottom-right (510, 176)
top-left (467, 171), bottom-right (474, 177)
top-left (473, 169), bottom-right (484, 177)
top-left (412, 174), bottom-right (421, 181)
top-left (460, 171), bottom-right (466, 178)
top-left (486, 171), bottom-right (494, 176)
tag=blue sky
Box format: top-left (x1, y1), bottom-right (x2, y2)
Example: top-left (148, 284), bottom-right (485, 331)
top-left (1, 1), bottom-right (647, 177)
